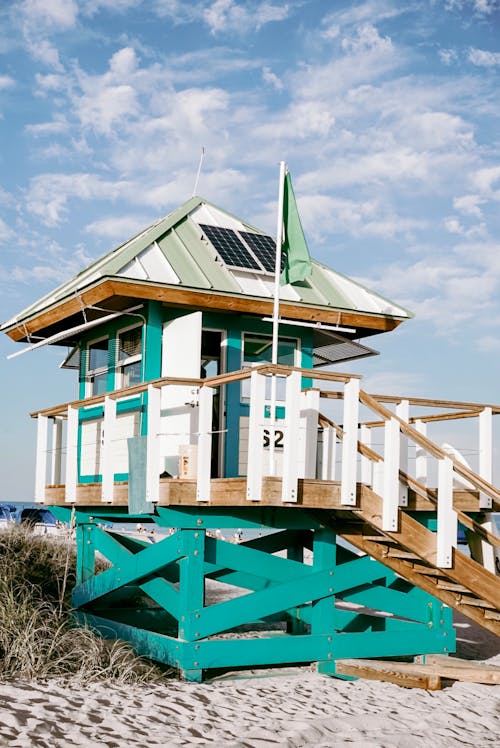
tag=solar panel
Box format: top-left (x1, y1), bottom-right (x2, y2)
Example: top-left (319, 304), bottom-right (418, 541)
top-left (200, 224), bottom-right (261, 271)
top-left (240, 231), bottom-right (285, 273)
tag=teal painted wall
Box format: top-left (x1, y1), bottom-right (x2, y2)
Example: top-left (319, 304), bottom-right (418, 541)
top-left (76, 304), bottom-right (315, 481)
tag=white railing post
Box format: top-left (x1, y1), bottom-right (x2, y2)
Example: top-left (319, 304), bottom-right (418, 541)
top-left (101, 395), bottom-right (117, 503)
top-left (281, 371), bottom-right (302, 502)
top-left (360, 424), bottom-right (372, 486)
top-left (415, 419), bottom-right (428, 486)
top-left (50, 417), bottom-right (63, 486)
top-left (321, 426), bottom-right (337, 480)
top-left (396, 399), bottom-right (409, 506)
top-left (382, 417), bottom-right (400, 532)
top-left (146, 384), bottom-right (161, 504)
top-left (34, 415), bottom-right (49, 503)
top-left (341, 378), bottom-right (359, 506)
top-left (65, 405), bottom-right (79, 503)
top-left (302, 388), bottom-right (320, 479)
top-left (246, 371), bottom-right (266, 501)
top-left (437, 455), bottom-right (457, 568)
top-left (196, 385), bottom-right (214, 502)
top-left (479, 407), bottom-right (493, 510)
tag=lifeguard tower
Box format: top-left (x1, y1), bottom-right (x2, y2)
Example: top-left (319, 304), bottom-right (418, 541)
top-left (3, 190), bottom-right (500, 682)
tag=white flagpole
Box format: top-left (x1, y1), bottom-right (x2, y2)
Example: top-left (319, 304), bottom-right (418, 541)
top-left (269, 160), bottom-right (286, 475)
top-left (272, 160), bottom-right (286, 365)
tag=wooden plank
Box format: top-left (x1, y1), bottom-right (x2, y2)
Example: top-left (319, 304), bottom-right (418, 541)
top-left (335, 659), bottom-right (442, 690)
top-left (339, 656), bottom-right (500, 686)
top-left (415, 655), bottom-right (500, 685)
top-left (41, 477), bottom-right (490, 512)
top-left (7, 272), bottom-right (404, 344)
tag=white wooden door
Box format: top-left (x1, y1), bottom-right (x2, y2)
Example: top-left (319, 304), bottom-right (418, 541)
top-left (161, 312), bottom-right (202, 476)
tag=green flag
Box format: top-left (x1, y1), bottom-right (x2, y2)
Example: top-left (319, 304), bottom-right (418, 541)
top-left (280, 172), bottom-right (312, 286)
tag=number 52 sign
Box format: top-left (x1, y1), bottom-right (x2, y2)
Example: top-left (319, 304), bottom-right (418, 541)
top-left (263, 428), bottom-right (284, 449)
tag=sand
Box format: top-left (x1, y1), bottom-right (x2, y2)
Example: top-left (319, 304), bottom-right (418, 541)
top-left (0, 613), bottom-right (498, 748)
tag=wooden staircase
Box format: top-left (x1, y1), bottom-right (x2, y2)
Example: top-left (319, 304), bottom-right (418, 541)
top-left (319, 484), bottom-right (500, 636)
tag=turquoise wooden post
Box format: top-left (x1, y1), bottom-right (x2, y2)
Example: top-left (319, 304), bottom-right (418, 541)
top-left (76, 521), bottom-right (95, 584)
top-left (286, 540), bottom-right (307, 634)
top-left (312, 528), bottom-right (342, 677)
top-left (178, 529), bottom-right (206, 681)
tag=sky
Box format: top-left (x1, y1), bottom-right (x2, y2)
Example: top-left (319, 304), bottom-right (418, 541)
top-left (1, 0), bottom-right (500, 499)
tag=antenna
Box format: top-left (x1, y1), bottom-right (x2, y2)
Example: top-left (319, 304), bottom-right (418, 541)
top-left (192, 146), bottom-right (205, 196)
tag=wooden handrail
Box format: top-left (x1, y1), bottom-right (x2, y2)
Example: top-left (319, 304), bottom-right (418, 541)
top-left (369, 393), bottom-right (500, 412)
top-left (30, 364), bottom-right (360, 418)
top-left (359, 390), bottom-right (500, 511)
top-left (319, 410), bottom-right (500, 549)
top-left (320, 389), bottom-right (500, 413)
top-left (362, 409), bottom-right (483, 429)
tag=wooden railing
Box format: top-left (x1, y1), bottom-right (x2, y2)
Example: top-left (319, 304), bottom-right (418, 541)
top-left (31, 364), bottom-right (500, 570)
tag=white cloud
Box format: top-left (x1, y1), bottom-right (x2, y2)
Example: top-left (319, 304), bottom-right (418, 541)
top-left (34, 72), bottom-right (69, 94)
top-left (468, 48), bottom-right (500, 67)
top-left (291, 24), bottom-right (398, 101)
top-left (363, 238), bottom-right (500, 334)
top-left (25, 173), bottom-right (133, 225)
top-left (25, 116), bottom-right (69, 136)
top-left (83, 0), bottom-right (142, 14)
top-left (203, 1), bottom-right (288, 34)
top-left (471, 165), bottom-right (500, 196)
top-left (341, 22), bottom-right (392, 55)
top-left (19, 0), bottom-right (78, 70)
top-left (445, 0), bottom-right (499, 14)
top-left (472, 0), bottom-right (497, 14)
top-left (0, 217), bottom-right (14, 244)
top-left (453, 194), bottom-right (484, 217)
top-left (262, 66), bottom-right (283, 91)
top-left (287, 193), bottom-right (423, 241)
top-left (21, 0), bottom-right (79, 29)
top-left (0, 75), bottom-right (15, 90)
top-left (439, 48), bottom-right (458, 66)
top-left (322, 1), bottom-right (406, 32)
top-left (72, 48), bottom-right (141, 134)
top-left (26, 38), bottom-right (63, 70)
top-left (400, 111), bottom-right (474, 151)
top-left (444, 216), bottom-right (486, 237)
top-left (85, 215), bottom-right (150, 239)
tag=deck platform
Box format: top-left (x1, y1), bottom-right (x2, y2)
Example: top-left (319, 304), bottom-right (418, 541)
top-left (43, 477), bottom-right (487, 513)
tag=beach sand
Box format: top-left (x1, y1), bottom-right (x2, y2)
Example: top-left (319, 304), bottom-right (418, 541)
top-left (0, 611), bottom-right (498, 748)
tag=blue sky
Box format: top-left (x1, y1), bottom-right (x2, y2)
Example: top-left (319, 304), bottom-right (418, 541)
top-left (1, 0), bottom-right (500, 499)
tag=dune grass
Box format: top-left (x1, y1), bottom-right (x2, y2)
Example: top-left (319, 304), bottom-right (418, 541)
top-left (0, 524), bottom-right (165, 683)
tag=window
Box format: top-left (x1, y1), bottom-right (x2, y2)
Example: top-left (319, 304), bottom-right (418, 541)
top-left (86, 337), bottom-right (109, 396)
top-left (241, 333), bottom-right (298, 401)
top-left (116, 326), bottom-right (143, 388)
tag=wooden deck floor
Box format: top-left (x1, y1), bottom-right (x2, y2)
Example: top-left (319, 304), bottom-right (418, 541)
top-left (43, 477), bottom-right (485, 512)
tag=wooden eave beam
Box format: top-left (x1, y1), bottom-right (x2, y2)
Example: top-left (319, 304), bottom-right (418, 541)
top-left (4, 277), bottom-right (404, 342)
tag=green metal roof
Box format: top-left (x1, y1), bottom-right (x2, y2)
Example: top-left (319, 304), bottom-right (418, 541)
top-left (1, 196), bottom-right (412, 333)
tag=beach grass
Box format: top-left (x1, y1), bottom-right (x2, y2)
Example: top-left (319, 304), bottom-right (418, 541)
top-left (0, 524), bottom-right (165, 683)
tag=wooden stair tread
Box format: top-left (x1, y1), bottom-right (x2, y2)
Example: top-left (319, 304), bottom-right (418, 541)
top-left (385, 549), bottom-right (421, 560)
top-left (483, 610), bottom-right (500, 620)
top-left (362, 535), bottom-right (398, 544)
top-left (436, 581), bottom-right (471, 593)
top-left (458, 596), bottom-right (497, 610)
top-left (411, 565), bottom-right (443, 576)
